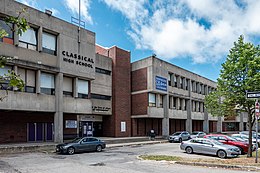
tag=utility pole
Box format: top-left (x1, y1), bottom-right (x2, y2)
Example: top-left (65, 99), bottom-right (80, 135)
top-left (255, 100), bottom-right (259, 163)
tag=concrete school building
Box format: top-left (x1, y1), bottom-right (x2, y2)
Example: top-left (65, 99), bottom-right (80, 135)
top-left (0, 0), bottom-right (247, 144)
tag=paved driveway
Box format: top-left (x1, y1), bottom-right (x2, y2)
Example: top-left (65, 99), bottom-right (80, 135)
top-left (0, 143), bottom-right (243, 173)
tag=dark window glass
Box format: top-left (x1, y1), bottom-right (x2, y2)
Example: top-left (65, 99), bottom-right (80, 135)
top-left (91, 93), bottom-right (111, 100)
top-left (25, 86), bottom-right (35, 93)
top-left (0, 19), bottom-right (14, 44)
top-left (63, 91), bottom-right (73, 97)
top-left (78, 93), bottom-right (88, 99)
top-left (95, 67), bottom-right (111, 75)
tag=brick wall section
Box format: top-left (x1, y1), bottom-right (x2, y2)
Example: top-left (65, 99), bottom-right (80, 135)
top-left (96, 45), bottom-right (131, 137)
top-left (0, 112), bottom-right (53, 143)
top-left (63, 114), bottom-right (77, 137)
top-left (131, 68), bottom-right (147, 92)
top-left (132, 93), bottom-right (148, 115)
top-left (132, 118), bottom-right (162, 136)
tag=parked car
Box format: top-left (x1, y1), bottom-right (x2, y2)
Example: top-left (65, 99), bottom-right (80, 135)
top-left (232, 133), bottom-right (260, 146)
top-left (56, 137), bottom-right (106, 155)
top-left (204, 134), bottom-right (250, 154)
top-left (168, 131), bottom-right (190, 143)
top-left (180, 138), bottom-right (241, 158)
top-left (190, 131), bottom-right (206, 139)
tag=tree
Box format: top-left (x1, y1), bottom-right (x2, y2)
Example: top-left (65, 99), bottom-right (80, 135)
top-left (205, 35), bottom-right (260, 157)
top-left (0, 8), bottom-right (29, 100)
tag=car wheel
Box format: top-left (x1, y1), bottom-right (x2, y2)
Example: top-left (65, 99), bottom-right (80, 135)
top-left (185, 147), bottom-right (193, 154)
top-left (67, 147), bottom-right (75, 155)
top-left (217, 150), bottom-right (227, 159)
top-left (96, 145), bottom-right (102, 152)
top-left (179, 138), bottom-right (182, 143)
top-left (238, 147), bottom-right (244, 154)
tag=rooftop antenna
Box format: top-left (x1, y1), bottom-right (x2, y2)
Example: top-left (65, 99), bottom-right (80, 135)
top-left (78, 0), bottom-right (81, 43)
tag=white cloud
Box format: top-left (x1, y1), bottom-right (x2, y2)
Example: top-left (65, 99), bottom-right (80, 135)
top-left (49, 8), bottom-right (60, 16)
top-left (102, 0), bottom-right (260, 64)
top-left (64, 0), bottom-right (92, 24)
top-left (18, 0), bottom-right (38, 8)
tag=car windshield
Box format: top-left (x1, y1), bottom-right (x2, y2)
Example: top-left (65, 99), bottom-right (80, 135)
top-left (211, 139), bottom-right (224, 145)
top-left (173, 132), bottom-right (181, 135)
top-left (191, 132), bottom-right (199, 135)
top-left (70, 137), bottom-right (82, 143)
top-left (226, 136), bottom-right (237, 141)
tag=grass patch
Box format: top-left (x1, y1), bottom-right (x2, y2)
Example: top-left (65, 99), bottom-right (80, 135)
top-left (139, 155), bottom-right (182, 161)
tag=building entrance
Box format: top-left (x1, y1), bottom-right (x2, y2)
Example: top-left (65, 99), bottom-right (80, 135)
top-left (79, 121), bottom-right (93, 137)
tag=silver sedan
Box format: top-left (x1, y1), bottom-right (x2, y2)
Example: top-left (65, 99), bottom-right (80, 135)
top-left (180, 138), bottom-right (241, 158)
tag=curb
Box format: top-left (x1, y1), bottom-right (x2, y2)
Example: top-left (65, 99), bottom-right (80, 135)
top-left (106, 140), bottom-right (168, 148)
top-left (175, 161), bottom-right (260, 171)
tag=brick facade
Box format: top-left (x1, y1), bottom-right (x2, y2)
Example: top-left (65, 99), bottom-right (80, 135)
top-left (96, 45), bottom-right (131, 137)
top-left (131, 93), bottom-right (148, 115)
top-left (131, 68), bottom-right (147, 92)
top-left (0, 111), bottom-right (53, 143)
top-left (132, 118), bottom-right (162, 136)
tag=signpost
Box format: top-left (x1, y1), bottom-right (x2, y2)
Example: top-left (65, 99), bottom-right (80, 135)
top-left (246, 91), bottom-right (260, 163)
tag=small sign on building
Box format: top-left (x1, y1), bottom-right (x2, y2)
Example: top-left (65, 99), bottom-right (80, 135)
top-left (155, 76), bottom-right (167, 91)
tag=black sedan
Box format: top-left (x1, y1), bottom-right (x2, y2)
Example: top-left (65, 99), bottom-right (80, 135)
top-left (56, 137), bottom-right (106, 155)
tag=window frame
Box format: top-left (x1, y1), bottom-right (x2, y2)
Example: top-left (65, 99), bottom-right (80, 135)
top-left (42, 31), bottom-right (57, 55)
top-left (18, 27), bottom-right (37, 50)
top-left (148, 93), bottom-right (156, 107)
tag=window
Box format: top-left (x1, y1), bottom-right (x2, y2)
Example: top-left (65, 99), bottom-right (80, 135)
top-left (17, 68), bottom-right (36, 93)
top-left (63, 76), bottom-right (73, 97)
top-left (91, 93), bottom-right (111, 100)
top-left (168, 73), bottom-right (172, 86)
top-left (40, 72), bottom-right (55, 95)
top-left (78, 79), bottom-right (89, 98)
top-left (42, 31), bottom-right (57, 55)
top-left (19, 27), bottom-right (37, 50)
top-left (95, 67), bottom-right (111, 75)
top-left (0, 66), bottom-right (12, 90)
top-left (148, 93), bottom-right (156, 107)
top-left (173, 97), bottom-right (177, 109)
top-left (0, 19), bottom-right (13, 44)
top-left (174, 75), bottom-right (178, 87)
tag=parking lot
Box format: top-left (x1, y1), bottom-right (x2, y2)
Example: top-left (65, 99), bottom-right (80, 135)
top-left (1, 142), bottom-right (246, 173)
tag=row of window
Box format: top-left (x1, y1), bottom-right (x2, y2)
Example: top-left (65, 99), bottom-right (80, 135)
top-left (0, 18), bottom-right (57, 55)
top-left (148, 93), bottom-right (205, 112)
top-left (168, 73), bottom-right (216, 95)
top-left (0, 66), bottom-right (111, 100)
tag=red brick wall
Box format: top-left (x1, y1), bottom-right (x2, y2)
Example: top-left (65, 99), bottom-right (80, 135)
top-left (132, 93), bottom-right (148, 115)
top-left (96, 45), bottom-right (109, 56)
top-left (169, 119), bottom-right (186, 134)
top-left (131, 68), bottom-right (147, 92)
top-left (63, 114), bottom-right (77, 137)
top-left (0, 111), bottom-right (53, 143)
top-left (98, 46), bottom-right (131, 137)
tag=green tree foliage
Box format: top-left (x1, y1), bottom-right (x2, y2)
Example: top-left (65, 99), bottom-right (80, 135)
top-left (205, 35), bottom-right (260, 157)
top-left (0, 9), bottom-right (29, 98)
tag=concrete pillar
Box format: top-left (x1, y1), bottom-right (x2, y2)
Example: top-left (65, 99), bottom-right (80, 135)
top-left (36, 70), bottom-right (41, 94)
top-left (181, 98), bottom-right (185, 110)
top-left (186, 99), bottom-right (192, 133)
top-left (205, 85), bottom-right (208, 95)
top-left (176, 97), bottom-right (180, 110)
top-left (169, 96), bottom-right (173, 109)
top-left (156, 93), bottom-right (160, 107)
top-left (177, 75), bottom-right (180, 88)
top-left (38, 26), bottom-right (42, 52)
top-left (170, 74), bottom-right (174, 86)
top-left (162, 94), bottom-right (169, 137)
top-left (54, 72), bottom-right (63, 143)
top-left (73, 77), bottom-right (78, 97)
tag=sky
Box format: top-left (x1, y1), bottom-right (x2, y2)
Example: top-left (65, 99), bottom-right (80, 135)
top-left (16, 0), bottom-right (260, 81)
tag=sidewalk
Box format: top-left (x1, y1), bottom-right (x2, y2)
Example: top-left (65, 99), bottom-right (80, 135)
top-left (0, 137), bottom-right (168, 154)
